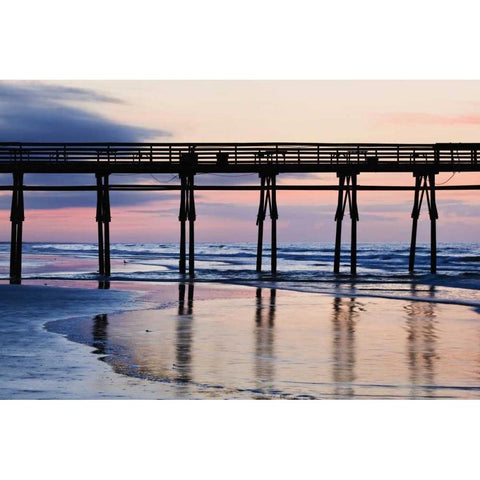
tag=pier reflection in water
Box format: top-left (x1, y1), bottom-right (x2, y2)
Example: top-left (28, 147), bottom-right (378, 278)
top-left (405, 285), bottom-right (438, 398)
top-left (254, 288), bottom-right (276, 393)
top-left (98, 280), bottom-right (110, 290)
top-left (331, 297), bottom-right (359, 398)
top-left (92, 314), bottom-right (108, 355)
top-left (175, 283), bottom-right (194, 396)
top-left (405, 302), bottom-right (438, 398)
top-left (71, 284), bottom-right (480, 399)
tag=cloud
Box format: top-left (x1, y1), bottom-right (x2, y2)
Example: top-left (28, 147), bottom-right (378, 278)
top-left (438, 199), bottom-right (480, 218)
top-left (0, 81), bottom-right (169, 142)
top-left (378, 112), bottom-right (480, 127)
top-left (0, 82), bottom-right (122, 105)
top-left (0, 82), bottom-right (173, 208)
top-left (0, 190), bottom-right (175, 211)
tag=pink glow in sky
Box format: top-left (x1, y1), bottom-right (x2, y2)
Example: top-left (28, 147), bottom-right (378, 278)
top-left (2, 80), bottom-right (480, 243)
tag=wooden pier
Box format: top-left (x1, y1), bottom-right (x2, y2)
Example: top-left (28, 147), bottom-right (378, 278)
top-left (2, 141), bottom-right (480, 283)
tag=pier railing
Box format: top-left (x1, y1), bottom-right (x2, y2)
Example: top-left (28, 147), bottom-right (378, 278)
top-left (0, 142), bottom-right (479, 167)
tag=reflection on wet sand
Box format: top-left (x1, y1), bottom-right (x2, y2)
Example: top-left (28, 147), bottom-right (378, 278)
top-left (98, 280), bottom-right (110, 290)
top-left (70, 283), bottom-right (480, 399)
top-left (92, 314), bottom-right (108, 355)
top-left (175, 283), bottom-right (194, 396)
top-left (254, 288), bottom-right (276, 392)
top-left (477, 319), bottom-right (480, 384)
top-left (178, 282), bottom-right (194, 316)
top-left (331, 297), bottom-right (359, 398)
top-left (405, 284), bottom-right (438, 397)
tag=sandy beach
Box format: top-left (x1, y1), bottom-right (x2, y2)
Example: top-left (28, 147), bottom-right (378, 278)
top-left (0, 281), bottom-right (259, 399)
top-left (2, 279), bottom-right (480, 399)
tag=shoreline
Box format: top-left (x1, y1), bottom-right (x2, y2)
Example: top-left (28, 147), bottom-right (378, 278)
top-left (40, 281), bottom-right (480, 399)
top-left (6, 273), bottom-right (480, 311)
top-left (3, 278), bottom-right (480, 399)
top-left (0, 281), bottom-right (263, 399)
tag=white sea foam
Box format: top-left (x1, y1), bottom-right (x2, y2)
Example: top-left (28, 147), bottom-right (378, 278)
top-left (1, 241), bottom-right (480, 305)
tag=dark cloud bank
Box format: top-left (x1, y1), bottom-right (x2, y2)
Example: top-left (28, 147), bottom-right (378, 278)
top-left (0, 82), bottom-right (167, 142)
top-left (0, 82), bottom-right (173, 209)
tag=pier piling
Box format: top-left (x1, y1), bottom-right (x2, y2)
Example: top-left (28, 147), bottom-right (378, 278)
top-left (256, 172), bottom-right (278, 274)
top-left (408, 172), bottom-right (438, 273)
top-left (179, 176), bottom-right (187, 274)
top-left (256, 176), bottom-right (266, 272)
top-left (188, 175), bottom-right (196, 277)
top-left (333, 172), bottom-right (359, 275)
top-left (95, 173), bottom-right (111, 277)
top-left (409, 175), bottom-right (422, 272)
top-left (9, 172), bottom-right (24, 284)
top-left (178, 173), bottom-right (196, 277)
top-left (334, 176), bottom-right (345, 273)
top-left (430, 173), bottom-right (437, 273)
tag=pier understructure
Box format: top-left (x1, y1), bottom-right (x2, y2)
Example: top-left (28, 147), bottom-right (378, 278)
top-left (1, 142), bottom-right (476, 283)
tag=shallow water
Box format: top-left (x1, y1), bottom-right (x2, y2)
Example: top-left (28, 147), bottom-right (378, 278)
top-left (46, 285), bottom-right (480, 399)
top-left (3, 241), bottom-right (480, 307)
top-left (2, 241), bottom-right (480, 287)
top-left (0, 282), bottom-right (258, 399)
top-left (3, 241), bottom-right (480, 399)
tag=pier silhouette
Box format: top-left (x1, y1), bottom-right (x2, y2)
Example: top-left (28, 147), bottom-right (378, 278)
top-left (3, 141), bottom-right (480, 283)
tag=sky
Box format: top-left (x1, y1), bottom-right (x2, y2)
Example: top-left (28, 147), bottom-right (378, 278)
top-left (2, 80), bottom-right (480, 244)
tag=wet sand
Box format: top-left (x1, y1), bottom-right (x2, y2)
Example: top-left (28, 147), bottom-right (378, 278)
top-left (12, 281), bottom-right (479, 399)
top-left (0, 281), bottom-right (256, 399)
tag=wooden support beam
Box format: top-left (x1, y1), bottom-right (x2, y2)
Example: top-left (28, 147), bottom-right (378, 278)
top-left (179, 176), bottom-right (187, 274)
top-left (408, 173), bottom-right (438, 273)
top-left (188, 212), bottom-right (195, 277)
top-left (334, 176), bottom-right (345, 273)
top-left (256, 176), bottom-right (266, 272)
top-left (9, 213), bottom-right (17, 280)
top-left (96, 174), bottom-right (105, 276)
top-left (409, 175), bottom-right (422, 272)
top-left (429, 173), bottom-right (438, 273)
top-left (270, 175), bottom-right (278, 274)
top-left (15, 179), bottom-right (23, 283)
top-left (178, 173), bottom-right (196, 276)
top-left (256, 172), bottom-right (278, 274)
top-left (350, 174), bottom-right (359, 276)
top-left (187, 174), bottom-right (196, 278)
top-left (333, 173), bottom-right (359, 275)
top-left (9, 172), bottom-right (24, 284)
top-left (103, 174), bottom-right (111, 276)
top-left (95, 173), bottom-right (111, 277)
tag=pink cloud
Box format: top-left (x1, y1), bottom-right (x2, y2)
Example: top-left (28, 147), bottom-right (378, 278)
top-left (379, 112), bottom-right (480, 126)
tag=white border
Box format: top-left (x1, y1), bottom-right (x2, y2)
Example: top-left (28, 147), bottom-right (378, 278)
top-left (2, 0), bottom-right (480, 79)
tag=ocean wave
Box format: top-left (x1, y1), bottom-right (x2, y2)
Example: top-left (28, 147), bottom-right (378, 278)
top-left (2, 241), bottom-right (480, 305)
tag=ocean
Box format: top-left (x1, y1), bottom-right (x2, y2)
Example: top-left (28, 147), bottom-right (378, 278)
top-left (2, 241), bottom-right (480, 304)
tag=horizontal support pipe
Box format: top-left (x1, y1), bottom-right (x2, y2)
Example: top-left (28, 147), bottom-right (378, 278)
top-left (1, 184), bottom-right (480, 192)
